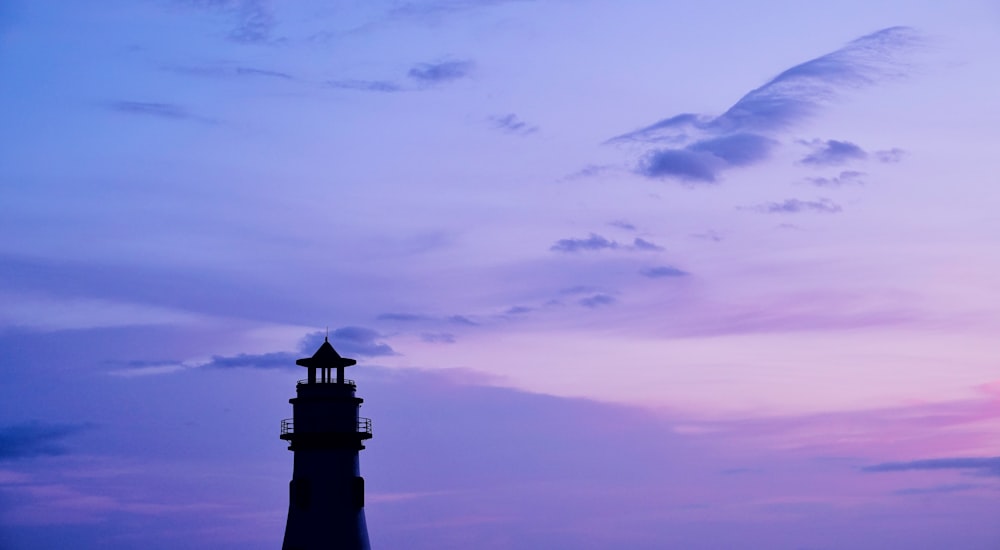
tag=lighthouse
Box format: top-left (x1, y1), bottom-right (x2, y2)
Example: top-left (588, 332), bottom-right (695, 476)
top-left (280, 337), bottom-right (372, 549)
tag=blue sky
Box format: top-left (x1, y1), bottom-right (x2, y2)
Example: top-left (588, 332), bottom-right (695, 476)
top-left (2, 1), bottom-right (1000, 548)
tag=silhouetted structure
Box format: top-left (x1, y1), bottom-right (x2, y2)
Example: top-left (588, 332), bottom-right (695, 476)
top-left (281, 338), bottom-right (372, 549)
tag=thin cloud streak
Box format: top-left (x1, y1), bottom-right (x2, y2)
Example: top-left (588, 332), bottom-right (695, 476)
top-left (745, 198), bottom-right (843, 214)
top-left (864, 457), bottom-right (1000, 477)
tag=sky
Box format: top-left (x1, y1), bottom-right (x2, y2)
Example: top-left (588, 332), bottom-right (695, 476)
top-left (1, 0), bottom-right (999, 548)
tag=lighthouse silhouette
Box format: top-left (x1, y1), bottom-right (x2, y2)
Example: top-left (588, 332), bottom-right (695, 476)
top-left (280, 336), bottom-right (372, 549)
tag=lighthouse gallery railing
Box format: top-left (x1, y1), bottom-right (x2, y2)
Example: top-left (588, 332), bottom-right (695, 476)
top-left (281, 418), bottom-right (372, 436)
top-left (297, 378), bottom-right (355, 387)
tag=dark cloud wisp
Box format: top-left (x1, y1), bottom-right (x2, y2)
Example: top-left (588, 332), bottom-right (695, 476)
top-left (106, 101), bottom-right (210, 122)
top-left (327, 79), bottom-right (403, 93)
top-left (800, 139), bottom-right (867, 165)
top-left (805, 170), bottom-right (866, 187)
top-left (0, 421), bottom-right (88, 460)
top-left (579, 294), bottom-right (616, 308)
top-left (489, 113), bottom-right (538, 135)
top-left (640, 266), bottom-right (689, 278)
top-left (550, 234), bottom-right (664, 253)
top-left (864, 457), bottom-right (1000, 477)
top-left (637, 133), bottom-right (777, 183)
top-left (206, 327), bottom-right (396, 370)
top-left (408, 60), bottom-right (474, 83)
top-left (747, 198), bottom-right (842, 214)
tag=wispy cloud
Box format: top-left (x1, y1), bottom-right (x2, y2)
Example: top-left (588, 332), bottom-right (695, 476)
top-left (420, 332), bottom-right (456, 344)
top-left (327, 79), bottom-right (403, 92)
top-left (632, 237), bottom-right (664, 251)
top-left (300, 327), bottom-right (397, 357)
top-left (489, 113), bottom-right (538, 135)
top-left (805, 170), bottom-right (866, 187)
top-left (327, 59), bottom-right (474, 94)
top-left (563, 164), bottom-right (615, 180)
top-left (408, 60), bottom-right (474, 84)
top-left (636, 133), bottom-right (777, 183)
top-left (378, 312), bottom-right (432, 322)
top-left (550, 233), bottom-right (619, 252)
top-left (377, 312), bottom-right (478, 327)
top-left (800, 139), bottom-right (868, 165)
top-left (166, 64), bottom-right (293, 80)
top-left (202, 351), bottom-right (294, 369)
top-left (609, 26), bottom-right (922, 183)
top-left (447, 315), bottom-right (478, 326)
top-left (864, 457), bottom-right (1000, 477)
top-left (0, 422), bottom-right (88, 461)
top-left (892, 483), bottom-right (982, 496)
top-left (640, 266), bottom-right (689, 278)
top-left (550, 234), bottom-right (665, 253)
top-left (578, 293), bottom-right (616, 308)
top-left (106, 101), bottom-right (214, 123)
top-left (206, 327), bottom-right (396, 370)
top-left (875, 148), bottom-right (906, 163)
top-left (746, 198), bottom-right (843, 214)
top-left (177, 0), bottom-right (277, 44)
top-left (608, 220), bottom-right (637, 232)
top-left (690, 230), bottom-right (722, 242)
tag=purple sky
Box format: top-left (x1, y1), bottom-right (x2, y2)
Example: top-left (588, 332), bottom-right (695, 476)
top-left (2, 1), bottom-right (1000, 548)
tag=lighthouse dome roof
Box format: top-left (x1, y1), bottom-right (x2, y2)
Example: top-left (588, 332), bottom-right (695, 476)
top-left (295, 338), bottom-right (357, 368)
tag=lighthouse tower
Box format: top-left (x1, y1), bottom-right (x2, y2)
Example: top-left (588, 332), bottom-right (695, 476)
top-left (280, 337), bottom-right (372, 550)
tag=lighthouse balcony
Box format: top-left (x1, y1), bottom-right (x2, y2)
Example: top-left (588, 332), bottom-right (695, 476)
top-left (280, 417), bottom-right (373, 439)
top-left (297, 377), bottom-right (355, 387)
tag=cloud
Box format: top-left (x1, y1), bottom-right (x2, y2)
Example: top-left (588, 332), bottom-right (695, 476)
top-left (408, 60), bottom-right (474, 83)
top-left (106, 101), bottom-right (211, 122)
top-left (637, 147), bottom-right (721, 182)
top-left (550, 234), bottom-right (664, 253)
top-left (892, 483), bottom-right (981, 496)
top-left (377, 312), bottom-right (478, 327)
top-left (640, 266), bottom-right (689, 278)
top-left (327, 79), bottom-right (403, 92)
top-left (489, 113), bottom-right (538, 135)
top-left (632, 237), bottom-right (663, 251)
top-left (314, 326), bottom-right (397, 357)
top-left (805, 170), bottom-right (866, 187)
top-left (447, 315), bottom-right (478, 326)
top-left (563, 164), bottom-right (615, 180)
top-left (550, 233), bottom-right (618, 253)
top-left (863, 457), bottom-right (1000, 477)
top-left (746, 198), bottom-right (842, 214)
top-left (875, 148), bottom-right (906, 163)
top-left (505, 306), bottom-right (533, 315)
top-left (0, 422), bottom-right (88, 461)
top-left (608, 220), bottom-right (637, 232)
top-left (327, 60), bottom-right (475, 93)
top-left (378, 312), bottom-right (432, 322)
top-left (800, 139), bottom-right (867, 165)
top-left (228, 0), bottom-right (274, 43)
top-left (177, 0), bottom-right (277, 44)
top-left (206, 327), bottom-right (396, 370)
top-left (690, 230), bottom-right (722, 242)
top-left (610, 26), bottom-right (922, 182)
top-left (167, 64), bottom-right (293, 80)
top-left (203, 351), bottom-right (294, 369)
top-left (578, 294), bottom-right (616, 308)
top-left (420, 332), bottom-right (456, 344)
top-left (637, 133), bottom-right (777, 183)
